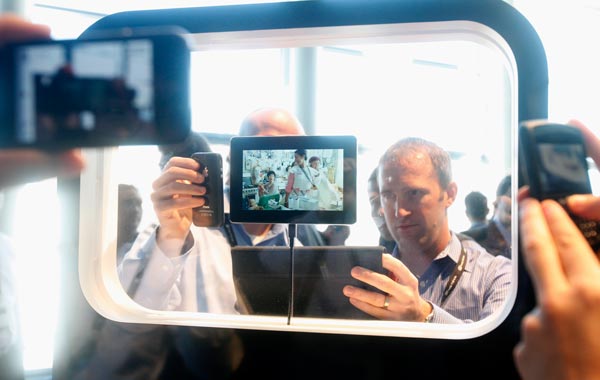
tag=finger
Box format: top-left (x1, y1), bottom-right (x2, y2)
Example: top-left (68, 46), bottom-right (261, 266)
top-left (565, 194), bottom-right (600, 219)
top-left (517, 186), bottom-right (530, 202)
top-left (0, 149), bottom-right (84, 188)
top-left (346, 297), bottom-right (389, 319)
top-left (348, 263), bottom-right (398, 295)
top-left (163, 156), bottom-right (200, 171)
top-left (0, 14), bottom-right (50, 47)
top-left (343, 285), bottom-right (388, 308)
top-left (519, 197), bottom-right (566, 298)
top-left (541, 199), bottom-right (599, 279)
top-left (151, 183), bottom-right (207, 208)
top-left (568, 119), bottom-right (600, 167)
top-left (153, 165), bottom-right (205, 191)
top-left (382, 253), bottom-right (417, 286)
top-left (153, 194), bottom-right (206, 214)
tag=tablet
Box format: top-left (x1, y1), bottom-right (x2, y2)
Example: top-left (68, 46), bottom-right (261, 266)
top-left (229, 135), bottom-right (357, 224)
top-left (231, 245), bottom-right (385, 319)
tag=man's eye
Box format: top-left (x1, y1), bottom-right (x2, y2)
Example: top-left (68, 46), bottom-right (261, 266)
top-left (381, 192), bottom-right (395, 201)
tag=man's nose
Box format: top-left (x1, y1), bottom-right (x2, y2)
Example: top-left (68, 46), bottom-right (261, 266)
top-left (394, 200), bottom-right (411, 217)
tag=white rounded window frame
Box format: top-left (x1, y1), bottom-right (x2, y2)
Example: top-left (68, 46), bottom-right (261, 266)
top-left (78, 20), bottom-right (519, 339)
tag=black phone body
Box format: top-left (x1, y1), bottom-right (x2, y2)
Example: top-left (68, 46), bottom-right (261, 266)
top-left (191, 152), bottom-right (224, 227)
top-left (519, 120), bottom-right (600, 251)
top-left (0, 30), bottom-right (191, 149)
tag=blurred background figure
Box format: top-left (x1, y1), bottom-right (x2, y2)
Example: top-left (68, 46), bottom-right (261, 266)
top-left (463, 190), bottom-right (489, 232)
top-left (462, 175), bottom-right (512, 258)
top-left (116, 184), bottom-right (143, 265)
top-left (367, 167), bottom-right (395, 253)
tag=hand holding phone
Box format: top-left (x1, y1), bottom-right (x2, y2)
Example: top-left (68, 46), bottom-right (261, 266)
top-left (191, 152), bottom-right (224, 227)
top-left (519, 120), bottom-right (600, 252)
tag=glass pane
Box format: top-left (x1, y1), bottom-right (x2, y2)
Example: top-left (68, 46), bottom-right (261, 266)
top-left (81, 22), bottom-right (517, 339)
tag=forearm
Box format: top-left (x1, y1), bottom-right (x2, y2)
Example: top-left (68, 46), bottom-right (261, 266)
top-left (119, 230), bottom-right (192, 310)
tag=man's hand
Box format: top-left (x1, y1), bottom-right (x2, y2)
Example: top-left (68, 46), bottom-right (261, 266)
top-left (151, 157), bottom-right (207, 256)
top-left (515, 118), bottom-right (600, 380)
top-left (515, 196), bottom-right (600, 380)
top-left (0, 14), bottom-right (50, 47)
top-left (343, 253), bottom-right (432, 321)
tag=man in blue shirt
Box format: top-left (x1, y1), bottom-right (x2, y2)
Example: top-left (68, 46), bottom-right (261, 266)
top-left (343, 137), bottom-right (512, 323)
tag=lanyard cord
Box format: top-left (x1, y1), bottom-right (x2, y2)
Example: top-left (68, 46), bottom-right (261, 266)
top-left (390, 241), bottom-right (467, 306)
top-left (440, 243), bottom-right (467, 306)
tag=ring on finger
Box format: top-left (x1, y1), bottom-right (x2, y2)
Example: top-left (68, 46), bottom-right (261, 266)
top-left (382, 295), bottom-right (391, 309)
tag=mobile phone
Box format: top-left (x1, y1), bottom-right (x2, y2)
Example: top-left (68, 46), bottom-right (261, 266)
top-left (191, 152), bottom-right (224, 227)
top-left (519, 120), bottom-right (600, 251)
top-left (0, 28), bottom-right (191, 149)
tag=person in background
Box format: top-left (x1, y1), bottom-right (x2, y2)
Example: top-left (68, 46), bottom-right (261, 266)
top-left (463, 190), bottom-right (489, 231)
top-left (285, 148), bottom-right (319, 208)
top-left (308, 155), bottom-right (341, 210)
top-left (118, 107), bottom-right (337, 315)
top-left (514, 119), bottom-right (600, 380)
top-left (367, 167), bottom-right (395, 253)
top-left (258, 170), bottom-right (278, 196)
top-left (343, 137), bottom-right (511, 323)
top-left (64, 131), bottom-right (245, 380)
top-left (116, 184), bottom-right (143, 265)
top-left (462, 175), bottom-right (512, 258)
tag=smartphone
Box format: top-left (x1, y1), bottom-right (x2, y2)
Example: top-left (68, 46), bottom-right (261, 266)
top-left (519, 120), bottom-right (600, 251)
top-left (0, 29), bottom-right (191, 149)
top-left (191, 152), bottom-right (224, 227)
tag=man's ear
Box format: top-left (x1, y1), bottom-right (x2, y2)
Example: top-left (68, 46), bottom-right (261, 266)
top-left (445, 182), bottom-right (458, 207)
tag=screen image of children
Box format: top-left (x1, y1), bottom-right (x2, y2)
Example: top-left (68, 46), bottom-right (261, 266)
top-left (285, 149), bottom-right (343, 210)
top-left (309, 156), bottom-right (341, 209)
top-left (285, 148), bottom-right (319, 210)
top-left (242, 148), bottom-right (343, 211)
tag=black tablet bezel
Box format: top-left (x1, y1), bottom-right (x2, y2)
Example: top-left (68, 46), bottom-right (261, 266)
top-left (229, 135), bottom-right (357, 224)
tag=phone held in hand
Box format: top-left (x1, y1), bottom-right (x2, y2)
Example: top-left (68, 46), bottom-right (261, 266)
top-left (191, 152), bottom-right (224, 227)
top-left (0, 28), bottom-right (191, 149)
top-left (519, 120), bottom-right (600, 252)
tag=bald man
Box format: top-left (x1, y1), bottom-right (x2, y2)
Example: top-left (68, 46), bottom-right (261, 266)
top-left (119, 107), bottom-right (314, 314)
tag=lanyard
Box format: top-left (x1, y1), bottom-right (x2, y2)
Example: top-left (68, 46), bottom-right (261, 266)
top-left (391, 241), bottom-right (467, 306)
top-left (440, 243), bottom-right (467, 306)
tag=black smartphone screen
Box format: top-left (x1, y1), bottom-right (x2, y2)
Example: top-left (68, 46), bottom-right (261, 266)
top-left (0, 32), bottom-right (191, 149)
top-left (536, 141), bottom-right (591, 197)
top-left (520, 121), bottom-right (593, 200)
top-left (520, 120), bottom-right (600, 252)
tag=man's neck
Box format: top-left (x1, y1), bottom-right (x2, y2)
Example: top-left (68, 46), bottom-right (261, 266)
top-left (398, 232), bottom-right (452, 277)
top-left (243, 223), bottom-right (271, 237)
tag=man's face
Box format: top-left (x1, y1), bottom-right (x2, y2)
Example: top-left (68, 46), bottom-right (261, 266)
top-left (379, 151), bottom-right (454, 253)
top-left (118, 188), bottom-right (142, 235)
top-left (368, 184), bottom-right (394, 242)
top-left (494, 194), bottom-right (511, 228)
